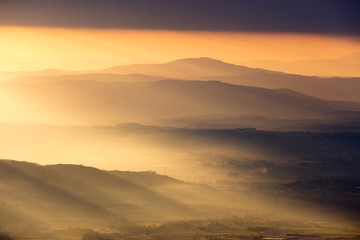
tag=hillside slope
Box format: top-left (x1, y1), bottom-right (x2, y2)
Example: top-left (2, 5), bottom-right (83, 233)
top-left (2, 79), bottom-right (359, 125)
top-left (5, 57), bottom-right (360, 102)
top-left (0, 160), bottom-right (224, 228)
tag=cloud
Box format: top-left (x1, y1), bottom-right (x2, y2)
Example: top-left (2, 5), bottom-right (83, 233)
top-left (0, 0), bottom-right (359, 34)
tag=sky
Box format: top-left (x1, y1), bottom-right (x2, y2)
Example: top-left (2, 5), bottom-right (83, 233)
top-left (1, 0), bottom-right (359, 33)
top-left (0, 0), bottom-right (359, 72)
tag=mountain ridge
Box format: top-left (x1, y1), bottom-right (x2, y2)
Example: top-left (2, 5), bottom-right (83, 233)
top-left (4, 57), bottom-right (359, 102)
top-left (239, 52), bottom-right (360, 77)
top-left (2, 79), bottom-right (360, 125)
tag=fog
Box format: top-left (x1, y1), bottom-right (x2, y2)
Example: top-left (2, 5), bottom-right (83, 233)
top-left (1, 59), bottom-right (359, 239)
top-left (1, 124), bottom-right (359, 225)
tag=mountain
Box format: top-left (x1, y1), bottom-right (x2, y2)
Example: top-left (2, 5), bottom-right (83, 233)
top-left (2, 57), bottom-right (259, 82)
top-left (12, 73), bottom-right (164, 83)
top-left (2, 79), bottom-right (359, 125)
top-left (239, 52), bottom-right (360, 77)
top-left (6, 57), bottom-right (360, 103)
top-left (102, 57), bottom-right (266, 79)
top-left (102, 57), bottom-right (360, 102)
top-left (0, 69), bottom-right (75, 82)
top-left (203, 70), bottom-right (360, 102)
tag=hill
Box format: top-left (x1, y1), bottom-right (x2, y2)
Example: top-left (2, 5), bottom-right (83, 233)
top-left (203, 72), bottom-right (360, 102)
top-left (0, 160), bottom-right (227, 228)
top-left (102, 57), bottom-right (264, 79)
top-left (7, 57), bottom-right (360, 103)
top-left (2, 79), bottom-right (359, 125)
top-left (239, 52), bottom-right (360, 78)
top-left (11, 73), bottom-right (164, 83)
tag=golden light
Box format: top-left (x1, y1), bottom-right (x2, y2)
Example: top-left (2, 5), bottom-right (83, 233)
top-left (0, 26), bottom-right (359, 73)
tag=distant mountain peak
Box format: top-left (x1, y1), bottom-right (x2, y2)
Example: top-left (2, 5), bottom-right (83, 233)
top-left (336, 52), bottom-right (360, 61)
top-left (167, 57), bottom-right (230, 65)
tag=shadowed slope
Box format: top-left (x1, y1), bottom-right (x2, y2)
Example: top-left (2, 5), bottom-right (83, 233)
top-left (2, 79), bottom-right (359, 125)
top-left (4, 57), bottom-right (360, 103)
top-left (0, 160), bottom-right (202, 228)
top-left (204, 72), bottom-right (360, 102)
top-left (12, 73), bottom-right (164, 84)
top-left (239, 52), bottom-right (360, 78)
top-left (103, 57), bottom-right (262, 79)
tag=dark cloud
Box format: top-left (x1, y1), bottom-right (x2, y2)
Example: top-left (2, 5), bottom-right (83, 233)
top-left (0, 0), bottom-right (359, 34)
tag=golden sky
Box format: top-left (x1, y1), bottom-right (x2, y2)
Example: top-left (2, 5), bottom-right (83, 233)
top-left (0, 26), bottom-right (360, 72)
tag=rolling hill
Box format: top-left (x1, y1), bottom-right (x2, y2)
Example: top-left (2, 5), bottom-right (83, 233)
top-left (102, 57), bottom-right (265, 79)
top-left (203, 72), bottom-right (360, 102)
top-left (239, 52), bottom-right (360, 78)
top-left (8, 57), bottom-right (360, 103)
top-left (2, 79), bottom-right (360, 125)
top-left (0, 160), bottom-right (224, 228)
top-left (11, 73), bottom-right (164, 84)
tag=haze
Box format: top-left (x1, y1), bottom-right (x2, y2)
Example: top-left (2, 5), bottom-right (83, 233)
top-left (1, 1), bottom-right (360, 239)
top-left (1, 27), bottom-right (360, 76)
